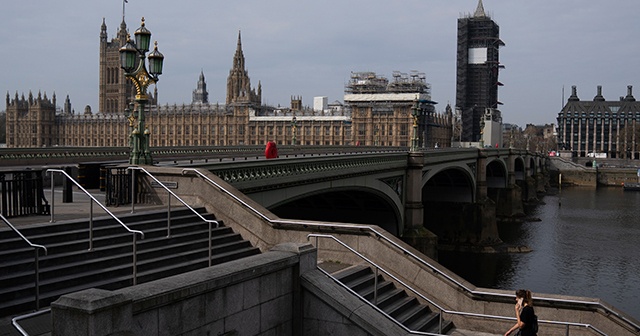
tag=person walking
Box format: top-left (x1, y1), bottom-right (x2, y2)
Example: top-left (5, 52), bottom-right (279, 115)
top-left (504, 289), bottom-right (538, 336)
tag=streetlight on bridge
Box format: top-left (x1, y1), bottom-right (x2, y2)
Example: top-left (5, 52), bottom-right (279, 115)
top-left (119, 17), bottom-right (164, 165)
top-left (291, 115), bottom-right (297, 146)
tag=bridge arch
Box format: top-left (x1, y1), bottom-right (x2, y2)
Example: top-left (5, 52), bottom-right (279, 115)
top-left (267, 186), bottom-right (402, 235)
top-left (514, 156), bottom-right (526, 181)
top-left (422, 165), bottom-right (475, 203)
top-left (262, 180), bottom-right (404, 235)
top-left (421, 166), bottom-right (483, 245)
top-left (528, 156), bottom-right (538, 176)
top-left (486, 158), bottom-right (508, 188)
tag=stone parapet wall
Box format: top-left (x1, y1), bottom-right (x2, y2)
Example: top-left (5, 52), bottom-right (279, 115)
top-left (51, 243), bottom-right (315, 336)
top-left (134, 166), bottom-right (639, 335)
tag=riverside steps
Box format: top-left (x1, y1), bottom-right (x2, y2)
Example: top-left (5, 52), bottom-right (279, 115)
top-left (0, 187), bottom-right (260, 335)
top-left (2, 165), bottom-right (640, 335)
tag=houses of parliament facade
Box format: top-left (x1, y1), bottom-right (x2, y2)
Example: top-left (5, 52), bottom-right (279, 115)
top-left (5, 18), bottom-right (453, 149)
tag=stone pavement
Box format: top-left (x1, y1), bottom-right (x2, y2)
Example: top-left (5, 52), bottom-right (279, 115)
top-left (2, 188), bottom-right (175, 229)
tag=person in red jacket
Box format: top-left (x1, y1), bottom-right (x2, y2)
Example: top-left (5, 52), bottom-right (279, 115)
top-left (265, 141), bottom-right (278, 159)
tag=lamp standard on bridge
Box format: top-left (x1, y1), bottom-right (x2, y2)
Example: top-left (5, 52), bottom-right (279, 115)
top-left (411, 100), bottom-right (420, 152)
top-left (291, 115), bottom-right (297, 146)
top-left (119, 17), bottom-right (164, 165)
top-left (479, 116), bottom-right (485, 148)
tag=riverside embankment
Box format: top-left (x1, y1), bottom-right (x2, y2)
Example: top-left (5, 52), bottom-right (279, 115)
top-left (549, 157), bottom-right (640, 187)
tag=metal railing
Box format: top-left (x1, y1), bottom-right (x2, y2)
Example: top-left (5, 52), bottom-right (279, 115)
top-left (128, 166), bottom-right (219, 266)
top-left (309, 233), bottom-right (446, 335)
top-left (182, 167), bottom-right (637, 335)
top-left (11, 308), bottom-right (51, 336)
top-left (46, 169), bottom-right (145, 285)
top-left (308, 233), bottom-right (606, 336)
top-left (0, 214), bottom-right (47, 311)
top-left (0, 169), bottom-right (49, 217)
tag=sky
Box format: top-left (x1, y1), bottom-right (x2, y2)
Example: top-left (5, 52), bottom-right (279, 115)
top-left (1, 0), bottom-right (639, 127)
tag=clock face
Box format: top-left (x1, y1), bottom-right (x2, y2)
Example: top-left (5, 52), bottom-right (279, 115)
top-left (468, 47), bottom-right (487, 64)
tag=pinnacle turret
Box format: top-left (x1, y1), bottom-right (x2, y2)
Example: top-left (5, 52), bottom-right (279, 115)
top-left (474, 0), bottom-right (486, 18)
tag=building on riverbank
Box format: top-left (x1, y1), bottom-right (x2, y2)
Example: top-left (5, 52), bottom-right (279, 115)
top-left (556, 85), bottom-right (640, 159)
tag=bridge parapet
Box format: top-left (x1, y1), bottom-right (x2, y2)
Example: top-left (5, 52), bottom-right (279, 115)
top-left (207, 152), bottom-right (408, 192)
top-left (134, 166), bottom-right (638, 335)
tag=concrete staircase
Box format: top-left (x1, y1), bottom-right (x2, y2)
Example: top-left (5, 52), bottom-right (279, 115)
top-left (0, 208), bottom-right (260, 319)
top-left (326, 263), bottom-right (454, 334)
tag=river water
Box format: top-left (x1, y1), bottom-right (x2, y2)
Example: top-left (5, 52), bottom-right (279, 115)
top-left (438, 186), bottom-right (640, 321)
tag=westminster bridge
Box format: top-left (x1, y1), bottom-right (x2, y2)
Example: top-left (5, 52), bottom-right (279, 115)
top-left (0, 145), bottom-right (548, 252)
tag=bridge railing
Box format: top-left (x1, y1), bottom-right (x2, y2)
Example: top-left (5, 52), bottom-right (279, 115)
top-left (0, 169), bottom-right (49, 218)
top-left (182, 167), bottom-right (639, 335)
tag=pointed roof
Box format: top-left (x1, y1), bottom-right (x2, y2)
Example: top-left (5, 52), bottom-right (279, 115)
top-left (474, 0), bottom-right (486, 18)
top-left (232, 30), bottom-right (245, 70)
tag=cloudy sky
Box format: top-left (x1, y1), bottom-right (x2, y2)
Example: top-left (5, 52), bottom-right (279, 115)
top-left (1, 0), bottom-right (638, 127)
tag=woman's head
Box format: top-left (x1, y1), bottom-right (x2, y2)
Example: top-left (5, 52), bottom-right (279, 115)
top-left (516, 289), bottom-right (533, 306)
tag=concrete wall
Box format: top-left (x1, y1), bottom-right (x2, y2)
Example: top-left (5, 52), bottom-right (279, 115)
top-left (135, 166), bottom-right (639, 335)
top-left (51, 242), bottom-right (421, 336)
top-left (596, 167), bottom-right (640, 186)
top-left (51, 243), bottom-right (314, 336)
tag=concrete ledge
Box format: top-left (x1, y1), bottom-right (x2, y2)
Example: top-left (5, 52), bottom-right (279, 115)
top-left (301, 269), bottom-right (410, 336)
top-left (52, 243), bottom-right (315, 336)
top-left (121, 249), bottom-right (299, 314)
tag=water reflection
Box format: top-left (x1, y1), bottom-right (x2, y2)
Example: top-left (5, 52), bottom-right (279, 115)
top-left (438, 187), bottom-right (640, 321)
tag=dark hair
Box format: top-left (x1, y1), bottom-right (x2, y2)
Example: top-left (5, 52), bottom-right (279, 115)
top-left (516, 289), bottom-right (533, 306)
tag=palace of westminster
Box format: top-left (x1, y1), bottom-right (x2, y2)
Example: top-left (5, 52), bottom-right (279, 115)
top-left (4, 17), bottom-right (454, 150)
top-left (10, 1), bottom-right (638, 159)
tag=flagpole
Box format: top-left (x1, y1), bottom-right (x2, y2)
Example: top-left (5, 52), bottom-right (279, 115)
top-left (123, 0), bottom-right (127, 22)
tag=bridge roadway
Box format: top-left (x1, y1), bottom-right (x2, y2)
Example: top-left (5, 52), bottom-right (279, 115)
top-left (1, 145), bottom-right (548, 253)
top-left (175, 147), bottom-right (548, 251)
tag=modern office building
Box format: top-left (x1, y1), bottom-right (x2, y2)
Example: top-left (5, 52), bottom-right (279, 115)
top-left (455, 0), bottom-right (504, 142)
top-left (556, 85), bottom-right (640, 159)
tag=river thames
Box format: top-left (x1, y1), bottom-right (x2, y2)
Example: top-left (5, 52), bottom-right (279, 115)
top-left (438, 186), bottom-right (640, 321)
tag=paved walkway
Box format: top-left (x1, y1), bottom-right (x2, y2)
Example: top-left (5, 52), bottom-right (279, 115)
top-left (2, 188), bottom-right (176, 230)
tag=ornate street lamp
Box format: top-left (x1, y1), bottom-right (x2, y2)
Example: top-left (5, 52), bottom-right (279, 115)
top-left (411, 100), bottom-right (420, 152)
top-left (119, 17), bottom-right (164, 165)
top-left (291, 115), bottom-right (297, 146)
top-left (479, 116), bottom-right (485, 148)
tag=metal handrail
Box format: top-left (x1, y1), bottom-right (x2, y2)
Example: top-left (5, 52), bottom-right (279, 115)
top-left (46, 169), bottom-right (144, 285)
top-left (128, 166), bottom-right (219, 266)
top-left (1, 214), bottom-right (47, 311)
top-left (308, 234), bottom-right (607, 336)
top-left (182, 168), bottom-right (636, 334)
top-left (11, 308), bottom-right (51, 336)
top-left (309, 233), bottom-right (445, 335)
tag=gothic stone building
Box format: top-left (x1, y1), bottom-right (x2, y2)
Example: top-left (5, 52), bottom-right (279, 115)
top-left (455, 0), bottom-right (504, 142)
top-left (5, 19), bottom-right (452, 149)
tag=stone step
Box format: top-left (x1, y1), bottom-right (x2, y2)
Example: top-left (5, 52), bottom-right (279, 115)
top-left (0, 208), bottom-right (260, 319)
top-left (325, 262), bottom-right (454, 334)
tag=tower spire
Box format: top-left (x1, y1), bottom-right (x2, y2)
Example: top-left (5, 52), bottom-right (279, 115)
top-left (232, 30), bottom-right (245, 71)
top-left (474, 0), bottom-right (486, 18)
